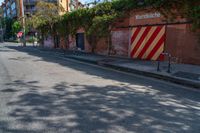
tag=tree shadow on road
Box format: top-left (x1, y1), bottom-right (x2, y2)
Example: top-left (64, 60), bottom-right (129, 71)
top-left (0, 79), bottom-right (200, 133)
top-left (4, 46), bottom-right (200, 99)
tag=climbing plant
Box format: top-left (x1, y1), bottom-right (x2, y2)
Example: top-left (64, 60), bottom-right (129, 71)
top-left (144, 0), bottom-right (200, 29)
top-left (29, 0), bottom-right (200, 49)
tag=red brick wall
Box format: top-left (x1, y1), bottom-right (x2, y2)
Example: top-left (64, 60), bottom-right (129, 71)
top-left (129, 10), bottom-right (165, 26)
top-left (61, 8), bottom-right (200, 65)
top-left (91, 16), bottom-right (131, 56)
top-left (44, 36), bottom-right (54, 48)
top-left (68, 35), bottom-right (76, 49)
top-left (165, 24), bottom-right (200, 65)
top-left (60, 36), bottom-right (67, 49)
top-left (94, 38), bottom-right (108, 55)
top-left (111, 29), bottom-right (129, 56)
top-left (128, 9), bottom-right (200, 65)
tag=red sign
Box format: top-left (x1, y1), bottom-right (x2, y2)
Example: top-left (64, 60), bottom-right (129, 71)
top-left (17, 31), bottom-right (23, 38)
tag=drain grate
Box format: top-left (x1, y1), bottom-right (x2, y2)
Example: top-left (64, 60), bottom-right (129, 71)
top-left (173, 71), bottom-right (200, 81)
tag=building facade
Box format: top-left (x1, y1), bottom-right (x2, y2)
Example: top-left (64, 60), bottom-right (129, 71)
top-left (1, 0), bottom-right (18, 19)
top-left (18, 0), bottom-right (69, 17)
top-left (64, 8), bottom-right (200, 65)
top-left (1, 0), bottom-right (72, 19)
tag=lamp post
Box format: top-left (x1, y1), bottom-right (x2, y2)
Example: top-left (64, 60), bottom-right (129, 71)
top-left (21, 0), bottom-right (26, 47)
top-left (0, 18), bottom-right (3, 42)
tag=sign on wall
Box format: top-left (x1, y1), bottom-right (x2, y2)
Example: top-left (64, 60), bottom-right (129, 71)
top-left (130, 26), bottom-right (166, 61)
top-left (135, 12), bottom-right (161, 20)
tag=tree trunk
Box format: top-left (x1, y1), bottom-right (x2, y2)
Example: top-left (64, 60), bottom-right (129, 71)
top-left (40, 32), bottom-right (44, 47)
top-left (50, 24), bottom-right (57, 48)
top-left (63, 34), bottom-right (69, 53)
top-left (108, 32), bottom-right (112, 55)
top-left (65, 34), bottom-right (69, 49)
top-left (91, 36), bottom-right (98, 53)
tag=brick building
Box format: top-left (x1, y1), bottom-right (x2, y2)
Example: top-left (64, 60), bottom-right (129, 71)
top-left (65, 8), bottom-right (200, 65)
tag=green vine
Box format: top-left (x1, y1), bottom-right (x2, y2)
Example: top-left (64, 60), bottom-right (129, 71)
top-left (29, 0), bottom-right (200, 49)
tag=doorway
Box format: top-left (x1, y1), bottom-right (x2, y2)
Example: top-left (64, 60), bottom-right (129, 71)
top-left (76, 33), bottom-right (85, 50)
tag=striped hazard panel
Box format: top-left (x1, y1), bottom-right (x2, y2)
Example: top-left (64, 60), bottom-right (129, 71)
top-left (130, 26), bottom-right (166, 60)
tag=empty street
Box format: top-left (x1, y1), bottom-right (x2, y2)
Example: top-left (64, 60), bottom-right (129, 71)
top-left (0, 43), bottom-right (200, 133)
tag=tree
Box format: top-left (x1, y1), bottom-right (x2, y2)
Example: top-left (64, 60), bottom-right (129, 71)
top-left (55, 13), bottom-right (71, 49)
top-left (85, 1), bottom-right (121, 53)
top-left (30, 0), bottom-right (200, 50)
top-left (86, 14), bottom-right (117, 53)
top-left (3, 18), bottom-right (14, 40)
top-left (11, 21), bottom-right (22, 36)
top-left (28, 1), bottom-right (61, 46)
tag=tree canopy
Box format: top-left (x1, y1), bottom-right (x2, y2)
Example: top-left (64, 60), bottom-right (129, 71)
top-left (11, 21), bottom-right (22, 35)
top-left (144, 0), bottom-right (200, 29)
top-left (28, 1), bottom-right (61, 34)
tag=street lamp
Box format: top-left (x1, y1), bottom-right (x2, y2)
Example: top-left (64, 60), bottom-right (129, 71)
top-left (0, 18), bottom-right (3, 42)
top-left (21, 0), bottom-right (26, 47)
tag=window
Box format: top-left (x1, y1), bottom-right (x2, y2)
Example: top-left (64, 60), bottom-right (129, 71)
top-left (11, 3), bottom-right (16, 10)
top-left (7, 8), bottom-right (10, 15)
top-left (6, 1), bottom-right (10, 7)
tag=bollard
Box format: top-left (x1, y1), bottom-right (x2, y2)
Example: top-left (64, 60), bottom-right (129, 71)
top-left (167, 54), bottom-right (171, 73)
top-left (157, 60), bottom-right (161, 72)
top-left (157, 52), bottom-right (172, 73)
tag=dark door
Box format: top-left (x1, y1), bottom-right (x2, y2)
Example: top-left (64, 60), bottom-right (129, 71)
top-left (76, 33), bottom-right (85, 50)
top-left (54, 35), bottom-right (60, 48)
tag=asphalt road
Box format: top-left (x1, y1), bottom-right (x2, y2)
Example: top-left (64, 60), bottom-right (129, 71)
top-left (0, 43), bottom-right (200, 133)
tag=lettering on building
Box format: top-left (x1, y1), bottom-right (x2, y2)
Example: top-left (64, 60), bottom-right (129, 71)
top-left (135, 12), bottom-right (161, 20)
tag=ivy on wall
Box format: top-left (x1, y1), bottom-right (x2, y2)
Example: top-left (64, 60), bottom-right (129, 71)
top-left (29, 0), bottom-right (200, 50)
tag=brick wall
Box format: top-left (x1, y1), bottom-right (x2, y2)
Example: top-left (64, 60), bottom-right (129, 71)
top-left (44, 36), bottom-right (54, 48)
top-left (60, 8), bottom-right (200, 65)
top-left (165, 24), bottom-right (200, 64)
top-left (128, 9), bottom-right (200, 65)
top-left (111, 29), bottom-right (129, 56)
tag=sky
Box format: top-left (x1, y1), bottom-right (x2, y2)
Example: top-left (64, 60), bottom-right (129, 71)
top-left (80, 0), bottom-right (94, 3)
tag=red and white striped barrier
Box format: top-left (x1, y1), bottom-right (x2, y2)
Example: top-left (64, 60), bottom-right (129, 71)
top-left (130, 26), bottom-right (166, 61)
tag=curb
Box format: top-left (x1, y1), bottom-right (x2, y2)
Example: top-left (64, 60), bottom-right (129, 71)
top-left (65, 56), bottom-right (200, 89)
top-left (32, 47), bottom-right (200, 89)
top-left (65, 56), bottom-right (98, 65)
top-left (102, 63), bottom-right (200, 89)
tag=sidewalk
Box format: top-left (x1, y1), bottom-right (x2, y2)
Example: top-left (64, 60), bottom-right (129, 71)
top-left (38, 48), bottom-right (200, 89)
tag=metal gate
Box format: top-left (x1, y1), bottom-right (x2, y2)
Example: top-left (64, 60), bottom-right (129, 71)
top-left (130, 25), bottom-right (166, 60)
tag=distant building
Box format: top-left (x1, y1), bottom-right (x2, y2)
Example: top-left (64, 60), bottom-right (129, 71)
top-left (18, 0), bottom-right (68, 17)
top-left (1, 0), bottom-right (18, 19)
top-left (0, 5), bottom-right (3, 18)
top-left (69, 0), bottom-right (84, 11)
top-left (0, 0), bottom-right (81, 19)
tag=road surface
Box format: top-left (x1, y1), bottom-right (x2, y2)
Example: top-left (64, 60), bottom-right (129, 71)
top-left (0, 43), bottom-right (200, 133)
